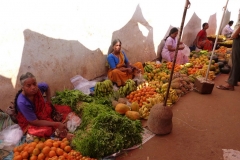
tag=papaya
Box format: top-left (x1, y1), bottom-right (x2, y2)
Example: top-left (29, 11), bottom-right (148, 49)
top-left (125, 111), bottom-right (140, 120)
top-left (130, 102), bottom-right (139, 112)
top-left (115, 103), bottom-right (130, 114)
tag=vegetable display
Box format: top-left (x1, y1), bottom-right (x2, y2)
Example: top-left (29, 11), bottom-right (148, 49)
top-left (72, 102), bottom-right (143, 158)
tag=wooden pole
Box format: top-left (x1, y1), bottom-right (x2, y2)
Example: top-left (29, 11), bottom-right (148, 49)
top-left (163, 0), bottom-right (191, 106)
top-left (205, 0), bottom-right (229, 80)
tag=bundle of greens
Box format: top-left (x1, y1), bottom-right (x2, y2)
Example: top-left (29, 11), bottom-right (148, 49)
top-left (51, 89), bottom-right (93, 108)
top-left (72, 102), bottom-right (143, 158)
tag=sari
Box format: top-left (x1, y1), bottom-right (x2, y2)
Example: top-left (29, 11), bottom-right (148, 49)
top-left (196, 30), bottom-right (213, 51)
top-left (16, 90), bottom-right (71, 137)
top-left (107, 51), bottom-right (144, 86)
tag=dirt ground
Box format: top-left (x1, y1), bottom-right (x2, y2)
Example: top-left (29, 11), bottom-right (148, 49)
top-left (116, 74), bottom-right (240, 160)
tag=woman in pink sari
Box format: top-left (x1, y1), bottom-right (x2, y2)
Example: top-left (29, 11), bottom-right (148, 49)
top-left (161, 27), bottom-right (189, 64)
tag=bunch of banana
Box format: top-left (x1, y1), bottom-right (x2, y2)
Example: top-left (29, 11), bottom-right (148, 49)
top-left (118, 79), bottom-right (137, 97)
top-left (139, 94), bottom-right (164, 119)
top-left (163, 88), bottom-right (179, 106)
top-left (95, 80), bottom-right (113, 97)
top-left (144, 64), bottom-right (153, 73)
top-left (160, 82), bottom-right (169, 93)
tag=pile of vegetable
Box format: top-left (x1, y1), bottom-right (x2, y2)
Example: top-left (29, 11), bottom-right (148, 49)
top-left (72, 101), bottom-right (143, 158)
top-left (51, 89), bottom-right (93, 108)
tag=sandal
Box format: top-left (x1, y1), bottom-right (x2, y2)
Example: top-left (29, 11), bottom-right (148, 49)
top-left (216, 85), bottom-right (234, 91)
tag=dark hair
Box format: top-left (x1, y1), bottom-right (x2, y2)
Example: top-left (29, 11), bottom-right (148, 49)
top-left (112, 39), bottom-right (122, 47)
top-left (229, 21), bottom-right (234, 25)
top-left (165, 27), bottom-right (178, 41)
top-left (202, 23), bottom-right (208, 28)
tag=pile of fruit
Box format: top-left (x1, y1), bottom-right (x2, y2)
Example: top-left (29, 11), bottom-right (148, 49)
top-left (13, 138), bottom-right (96, 160)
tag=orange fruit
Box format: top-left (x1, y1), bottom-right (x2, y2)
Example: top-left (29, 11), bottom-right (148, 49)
top-left (32, 148), bottom-right (40, 156)
top-left (63, 140), bottom-right (70, 145)
top-left (48, 150), bottom-right (56, 158)
top-left (64, 145), bottom-right (72, 153)
top-left (60, 142), bottom-right (67, 149)
top-left (21, 151), bottom-right (29, 159)
top-left (56, 148), bottom-right (64, 156)
top-left (13, 147), bottom-right (18, 152)
top-left (37, 153), bottom-right (45, 160)
top-left (27, 146), bottom-right (34, 154)
top-left (29, 155), bottom-right (38, 160)
top-left (42, 146), bottom-right (51, 156)
top-left (17, 146), bottom-right (24, 152)
top-left (13, 155), bottom-right (22, 160)
top-left (44, 141), bottom-right (53, 148)
top-left (51, 146), bottom-right (57, 152)
top-left (62, 152), bottom-right (68, 158)
top-left (52, 141), bottom-right (59, 148)
top-left (29, 142), bottom-right (37, 148)
top-left (14, 151), bottom-right (20, 157)
top-left (36, 142), bottom-right (44, 150)
top-left (58, 155), bottom-right (65, 160)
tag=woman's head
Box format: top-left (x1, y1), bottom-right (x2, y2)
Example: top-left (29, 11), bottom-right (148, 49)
top-left (20, 72), bottom-right (38, 96)
top-left (228, 20), bottom-right (234, 26)
top-left (169, 27), bottom-right (179, 38)
top-left (111, 39), bottom-right (122, 53)
top-left (202, 23), bottom-right (209, 29)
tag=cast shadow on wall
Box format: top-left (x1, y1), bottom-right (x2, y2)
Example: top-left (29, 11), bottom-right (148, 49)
top-left (108, 4), bottom-right (156, 63)
top-left (15, 29), bottom-right (108, 95)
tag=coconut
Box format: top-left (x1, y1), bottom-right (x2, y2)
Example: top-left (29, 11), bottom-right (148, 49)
top-left (147, 104), bottom-right (173, 135)
top-left (118, 98), bottom-right (128, 104)
top-left (111, 100), bottom-right (119, 109)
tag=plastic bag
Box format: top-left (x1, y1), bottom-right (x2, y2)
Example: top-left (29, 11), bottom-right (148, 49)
top-left (181, 44), bottom-right (191, 56)
top-left (70, 75), bottom-right (96, 95)
top-left (66, 112), bottom-right (81, 133)
top-left (0, 124), bottom-right (23, 145)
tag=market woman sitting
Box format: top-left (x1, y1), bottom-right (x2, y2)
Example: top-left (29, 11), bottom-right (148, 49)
top-left (14, 72), bottom-right (73, 139)
top-left (194, 22), bottom-right (213, 51)
top-left (161, 27), bottom-right (189, 64)
top-left (107, 39), bottom-right (144, 87)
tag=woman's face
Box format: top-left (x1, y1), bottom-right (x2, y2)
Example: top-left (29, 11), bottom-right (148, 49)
top-left (171, 31), bottom-right (178, 38)
top-left (22, 77), bottom-right (38, 96)
top-left (113, 42), bottom-right (121, 53)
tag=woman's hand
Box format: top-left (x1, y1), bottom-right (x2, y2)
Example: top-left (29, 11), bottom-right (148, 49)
top-left (55, 122), bottom-right (67, 131)
top-left (127, 67), bottom-right (133, 73)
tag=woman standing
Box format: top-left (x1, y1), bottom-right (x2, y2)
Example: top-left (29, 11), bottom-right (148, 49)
top-left (161, 27), bottom-right (189, 64)
top-left (217, 26), bottom-right (240, 90)
top-left (107, 39), bottom-right (144, 87)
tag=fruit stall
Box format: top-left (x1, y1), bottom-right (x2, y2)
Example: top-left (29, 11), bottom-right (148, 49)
top-left (2, 45), bottom-right (232, 160)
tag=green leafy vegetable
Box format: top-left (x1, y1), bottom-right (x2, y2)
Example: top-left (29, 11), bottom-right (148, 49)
top-left (72, 102), bottom-right (143, 158)
top-left (51, 89), bottom-right (93, 108)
